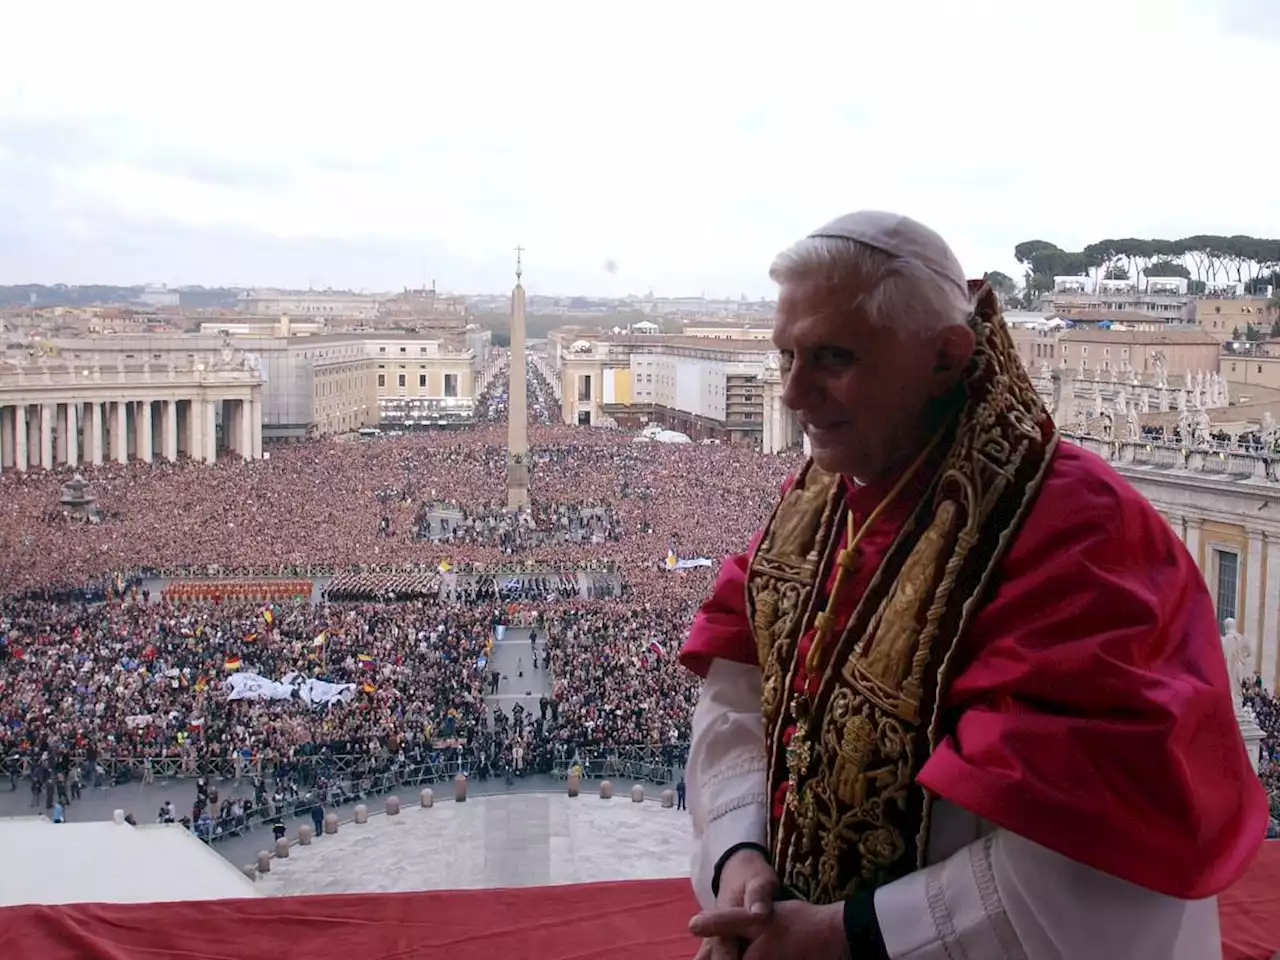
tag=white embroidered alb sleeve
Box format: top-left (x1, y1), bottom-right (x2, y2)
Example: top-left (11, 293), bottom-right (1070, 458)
top-left (686, 658), bottom-right (768, 910)
top-left (874, 827), bottom-right (1222, 960)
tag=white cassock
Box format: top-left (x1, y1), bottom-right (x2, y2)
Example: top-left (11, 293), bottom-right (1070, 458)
top-left (688, 660), bottom-right (1224, 960)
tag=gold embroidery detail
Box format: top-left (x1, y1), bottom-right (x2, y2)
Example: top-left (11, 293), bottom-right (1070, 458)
top-left (831, 714), bottom-right (875, 806)
top-left (766, 471), bottom-right (835, 559)
top-left (861, 499), bottom-right (960, 702)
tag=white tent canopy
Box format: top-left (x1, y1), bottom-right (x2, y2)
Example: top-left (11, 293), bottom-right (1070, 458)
top-left (634, 425), bottom-right (692, 444)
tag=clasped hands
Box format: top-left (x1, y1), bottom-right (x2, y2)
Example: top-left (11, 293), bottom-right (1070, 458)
top-left (689, 848), bottom-right (850, 960)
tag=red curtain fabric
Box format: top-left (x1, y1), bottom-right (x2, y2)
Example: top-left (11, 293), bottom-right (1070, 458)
top-left (1, 851), bottom-right (1277, 960)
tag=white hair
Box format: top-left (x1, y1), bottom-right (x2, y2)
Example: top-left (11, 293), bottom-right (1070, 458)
top-left (768, 236), bottom-right (974, 336)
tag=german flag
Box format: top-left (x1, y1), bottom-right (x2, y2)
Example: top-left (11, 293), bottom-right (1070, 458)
top-left (224, 656), bottom-right (242, 672)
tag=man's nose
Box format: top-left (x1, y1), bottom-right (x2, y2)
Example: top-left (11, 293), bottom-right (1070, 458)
top-left (780, 359), bottom-right (815, 412)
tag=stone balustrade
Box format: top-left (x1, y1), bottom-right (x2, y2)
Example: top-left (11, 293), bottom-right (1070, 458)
top-left (1063, 432), bottom-right (1280, 483)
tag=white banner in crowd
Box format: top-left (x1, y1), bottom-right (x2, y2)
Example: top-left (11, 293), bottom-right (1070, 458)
top-left (668, 557), bottom-right (713, 571)
top-left (280, 672), bottom-right (357, 706)
top-left (224, 673), bottom-right (295, 701)
top-left (224, 671), bottom-right (357, 706)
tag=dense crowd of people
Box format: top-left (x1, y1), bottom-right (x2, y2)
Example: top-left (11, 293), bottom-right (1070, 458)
top-left (0, 359), bottom-right (800, 802)
top-left (1245, 682), bottom-right (1280, 832)
top-left (415, 500), bottom-right (619, 552)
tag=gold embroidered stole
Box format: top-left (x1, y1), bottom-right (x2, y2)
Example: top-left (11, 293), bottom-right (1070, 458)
top-left (744, 283), bottom-right (1059, 904)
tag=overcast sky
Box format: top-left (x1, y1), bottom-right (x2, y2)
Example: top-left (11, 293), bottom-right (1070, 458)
top-left (1, 1), bottom-right (1276, 298)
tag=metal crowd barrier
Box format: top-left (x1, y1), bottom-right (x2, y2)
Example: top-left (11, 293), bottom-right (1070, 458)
top-left (3, 744), bottom-right (689, 794)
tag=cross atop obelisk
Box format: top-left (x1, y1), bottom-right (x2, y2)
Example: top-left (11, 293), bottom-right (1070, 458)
top-left (506, 245), bottom-right (530, 510)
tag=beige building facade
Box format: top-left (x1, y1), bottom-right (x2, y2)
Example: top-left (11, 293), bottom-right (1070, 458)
top-left (1008, 327), bottom-right (1222, 381)
top-left (1192, 297), bottom-right (1277, 341)
top-left (549, 334), bottom-right (788, 445)
top-left (1058, 329), bottom-right (1221, 378)
top-left (367, 336), bottom-right (477, 426)
top-left (0, 354), bottom-right (264, 472)
top-left (44, 331), bottom-right (482, 438)
top-left (1222, 354), bottom-right (1280, 393)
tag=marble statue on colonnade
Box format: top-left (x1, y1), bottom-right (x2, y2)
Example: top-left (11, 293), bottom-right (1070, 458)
top-left (1221, 618), bottom-right (1252, 713)
top-left (1222, 618), bottom-right (1265, 772)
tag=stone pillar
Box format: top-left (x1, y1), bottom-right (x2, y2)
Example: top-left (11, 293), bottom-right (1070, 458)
top-left (454, 773), bottom-right (467, 802)
top-left (164, 400), bottom-right (178, 461)
top-left (0, 406), bottom-right (12, 470)
top-left (420, 788), bottom-right (434, 808)
top-left (354, 803), bottom-right (369, 824)
top-left (55, 404), bottom-right (68, 465)
top-left (204, 399), bottom-right (217, 464)
top-left (113, 401), bottom-right (128, 464)
top-left (11, 406), bottom-right (27, 472)
top-left (1263, 534), bottom-right (1280, 692)
top-left (661, 789), bottom-right (674, 808)
top-left (385, 796), bottom-right (401, 816)
top-left (91, 402), bottom-right (104, 466)
top-left (139, 401), bottom-right (153, 463)
top-left (65, 403), bottom-right (78, 468)
top-left (256, 850), bottom-right (271, 873)
top-left (566, 771), bottom-right (580, 798)
top-left (599, 780), bottom-right (613, 799)
top-left (1245, 531), bottom-right (1265, 669)
top-left (297, 824), bottom-right (313, 845)
top-left (40, 403), bottom-right (54, 470)
top-left (251, 397), bottom-right (263, 459)
top-left (1184, 517), bottom-right (1202, 572)
top-left (187, 399), bottom-right (201, 461)
top-left (631, 784), bottom-right (644, 803)
top-left (323, 812), bottom-right (338, 834)
top-left (240, 397), bottom-right (253, 459)
top-left (274, 837), bottom-right (290, 858)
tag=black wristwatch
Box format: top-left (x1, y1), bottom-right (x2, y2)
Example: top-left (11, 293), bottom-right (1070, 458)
top-left (843, 889), bottom-right (890, 959)
top-left (710, 841), bottom-right (772, 898)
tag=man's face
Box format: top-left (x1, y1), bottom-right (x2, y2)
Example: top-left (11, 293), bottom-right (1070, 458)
top-left (773, 275), bottom-right (971, 481)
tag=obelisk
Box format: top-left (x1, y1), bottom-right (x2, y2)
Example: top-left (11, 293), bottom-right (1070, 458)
top-left (506, 246), bottom-right (530, 509)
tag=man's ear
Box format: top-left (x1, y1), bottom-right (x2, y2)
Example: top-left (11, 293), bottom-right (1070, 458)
top-left (932, 325), bottom-right (975, 376)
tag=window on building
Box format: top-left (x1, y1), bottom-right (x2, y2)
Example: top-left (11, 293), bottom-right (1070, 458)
top-left (577, 410), bottom-right (592, 426)
top-left (377, 374), bottom-right (385, 388)
top-left (399, 347), bottom-right (406, 354)
top-left (419, 374), bottom-right (427, 388)
top-left (578, 374), bottom-right (593, 402)
top-left (444, 373), bottom-right (459, 397)
top-left (397, 374), bottom-right (406, 388)
top-left (1214, 549), bottom-right (1239, 628)
top-left (379, 347), bottom-right (386, 353)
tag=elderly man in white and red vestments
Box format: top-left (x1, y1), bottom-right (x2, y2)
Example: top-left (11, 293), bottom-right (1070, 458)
top-left (680, 211), bottom-right (1268, 960)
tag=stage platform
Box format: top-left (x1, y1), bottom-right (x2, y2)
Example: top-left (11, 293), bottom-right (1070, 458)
top-left (1, 842), bottom-right (1277, 959)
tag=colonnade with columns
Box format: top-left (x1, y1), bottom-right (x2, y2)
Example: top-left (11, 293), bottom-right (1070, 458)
top-left (759, 373), bottom-right (801, 455)
top-left (0, 394), bottom-right (263, 473)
